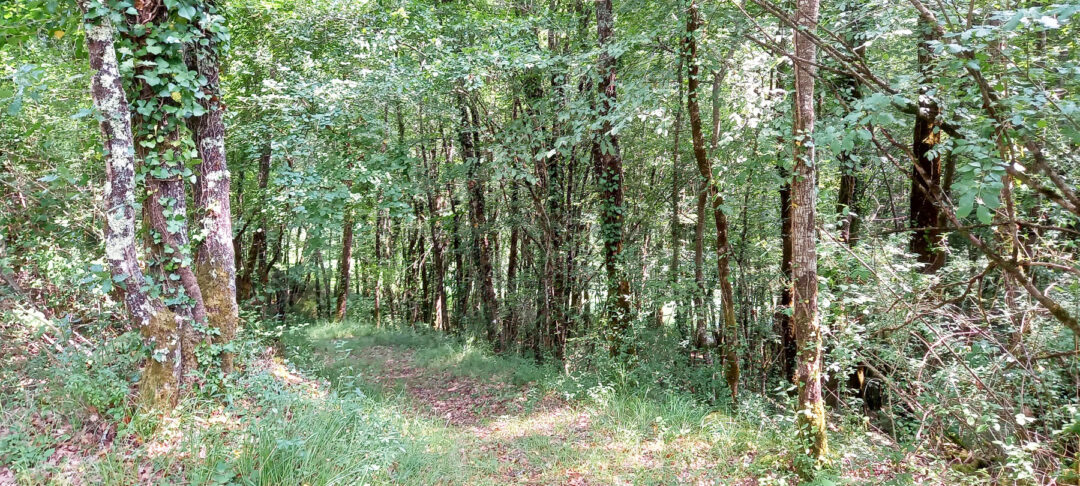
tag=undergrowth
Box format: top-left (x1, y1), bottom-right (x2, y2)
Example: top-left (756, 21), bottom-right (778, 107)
top-left (2, 316), bottom-right (987, 485)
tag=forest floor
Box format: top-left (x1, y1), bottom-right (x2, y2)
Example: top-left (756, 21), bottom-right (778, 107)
top-left (294, 322), bottom-right (958, 485)
top-left (313, 342), bottom-right (723, 485)
top-left (0, 319), bottom-right (977, 485)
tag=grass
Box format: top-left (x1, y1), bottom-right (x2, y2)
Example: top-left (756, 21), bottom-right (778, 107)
top-left (1, 319), bottom-right (985, 485)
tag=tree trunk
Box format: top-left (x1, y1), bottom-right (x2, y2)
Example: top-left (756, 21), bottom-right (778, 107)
top-left (458, 98), bottom-right (502, 347)
top-left (505, 183), bottom-right (521, 351)
top-left (79, 4), bottom-right (181, 406)
top-left (669, 44), bottom-right (684, 296)
top-left (424, 134), bottom-right (450, 332)
top-left (127, 2), bottom-right (209, 394)
top-left (594, 0), bottom-right (633, 355)
top-left (374, 201), bottom-right (385, 327)
top-left (314, 249), bottom-right (325, 319)
top-left (186, 11), bottom-right (239, 371)
top-left (450, 185), bottom-right (468, 332)
top-left (792, 0), bottom-right (828, 463)
top-left (335, 206), bottom-right (354, 321)
top-left (693, 178), bottom-right (710, 363)
top-left (685, 0), bottom-right (738, 399)
top-left (910, 19), bottom-right (945, 273)
top-left (777, 163), bottom-right (796, 383)
top-left (238, 147), bottom-right (270, 300)
top-left (142, 161), bottom-right (208, 378)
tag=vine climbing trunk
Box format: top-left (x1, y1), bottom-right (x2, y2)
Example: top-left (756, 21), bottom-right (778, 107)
top-left (79, 1), bottom-right (181, 406)
top-left (142, 160), bottom-right (209, 378)
top-left (792, 0), bottom-right (829, 464)
top-left (685, 0), bottom-right (738, 399)
top-left (594, 0), bottom-right (633, 355)
top-left (187, 3), bottom-right (239, 371)
top-left (127, 2), bottom-right (209, 396)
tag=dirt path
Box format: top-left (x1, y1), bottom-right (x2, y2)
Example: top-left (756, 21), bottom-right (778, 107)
top-left (355, 346), bottom-right (564, 427)
top-left (334, 342), bottom-right (726, 486)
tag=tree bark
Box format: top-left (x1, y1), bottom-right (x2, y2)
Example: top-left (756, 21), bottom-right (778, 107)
top-left (685, 0), bottom-right (738, 399)
top-left (594, 0), bottom-right (633, 355)
top-left (238, 147), bottom-right (270, 300)
top-left (504, 183), bottom-right (521, 351)
top-left (778, 163), bottom-right (796, 383)
top-left (126, 2), bottom-right (209, 395)
top-left (424, 134), bottom-right (450, 332)
top-left (335, 206), bottom-right (354, 321)
top-left (80, 3), bottom-right (181, 406)
top-left (909, 18), bottom-right (945, 272)
top-left (792, 0), bottom-right (828, 463)
top-left (449, 184), bottom-right (468, 332)
top-left (458, 98), bottom-right (502, 347)
top-left (186, 7), bottom-right (239, 371)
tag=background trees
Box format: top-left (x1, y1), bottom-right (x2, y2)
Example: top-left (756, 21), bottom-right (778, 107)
top-left (3, 0), bottom-right (1080, 480)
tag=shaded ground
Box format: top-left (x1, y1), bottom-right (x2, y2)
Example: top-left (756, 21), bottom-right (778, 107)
top-left (320, 341), bottom-right (767, 485)
top-left (1, 322), bottom-right (967, 485)
top-left (353, 345), bottom-right (563, 427)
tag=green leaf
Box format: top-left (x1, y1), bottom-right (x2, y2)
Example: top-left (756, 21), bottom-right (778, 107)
top-left (6, 98), bottom-right (22, 116)
top-left (976, 205), bottom-right (992, 224)
top-left (1003, 11), bottom-right (1023, 31)
top-left (957, 193), bottom-right (975, 218)
top-left (71, 108), bottom-right (94, 119)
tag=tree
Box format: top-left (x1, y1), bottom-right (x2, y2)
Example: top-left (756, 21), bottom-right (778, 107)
top-left (909, 17), bottom-right (944, 272)
top-left (791, 0), bottom-right (828, 464)
top-left (459, 97), bottom-right (501, 345)
top-left (78, 0), bottom-right (182, 406)
top-left (187, 0), bottom-right (239, 369)
top-left (335, 202), bottom-right (355, 321)
top-left (684, 0), bottom-right (739, 399)
top-left (594, 0), bottom-right (632, 354)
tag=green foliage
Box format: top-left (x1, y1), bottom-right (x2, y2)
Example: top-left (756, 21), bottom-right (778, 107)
top-left (58, 331), bottom-right (143, 421)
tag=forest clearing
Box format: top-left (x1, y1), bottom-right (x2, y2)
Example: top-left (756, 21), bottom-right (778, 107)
top-left (2, 0), bottom-right (1080, 484)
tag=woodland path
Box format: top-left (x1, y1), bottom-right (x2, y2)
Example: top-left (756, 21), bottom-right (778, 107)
top-left (310, 339), bottom-right (735, 485)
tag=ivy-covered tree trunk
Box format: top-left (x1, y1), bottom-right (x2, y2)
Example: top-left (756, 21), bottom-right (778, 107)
top-left (792, 0), bottom-right (828, 463)
top-left (910, 19), bottom-right (945, 273)
top-left (187, 4), bottom-right (239, 370)
top-left (79, 1), bottom-right (181, 406)
top-left (127, 2), bottom-right (210, 395)
top-left (142, 159), bottom-right (209, 377)
top-left (594, 0), bottom-right (632, 354)
top-left (685, 0), bottom-right (738, 399)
